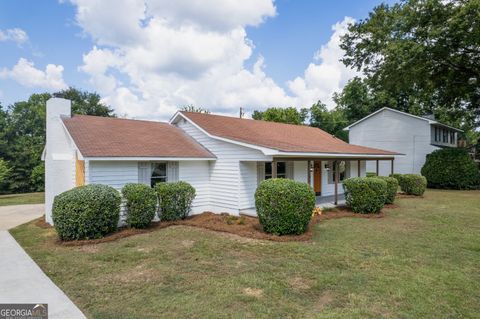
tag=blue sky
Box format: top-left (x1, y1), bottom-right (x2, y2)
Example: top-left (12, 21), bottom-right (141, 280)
top-left (0, 0), bottom-right (395, 119)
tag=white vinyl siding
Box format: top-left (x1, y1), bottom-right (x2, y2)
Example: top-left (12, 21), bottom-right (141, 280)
top-left (349, 108), bottom-right (439, 175)
top-left (240, 161), bottom-right (257, 209)
top-left (89, 161), bottom-right (138, 190)
top-left (178, 161), bottom-right (210, 212)
top-left (176, 119), bottom-right (269, 214)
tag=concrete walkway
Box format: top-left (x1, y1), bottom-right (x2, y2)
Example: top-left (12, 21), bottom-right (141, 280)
top-left (0, 231), bottom-right (86, 318)
top-left (0, 204), bottom-right (45, 230)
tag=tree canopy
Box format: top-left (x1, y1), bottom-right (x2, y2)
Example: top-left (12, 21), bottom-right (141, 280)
top-left (341, 0), bottom-right (480, 136)
top-left (252, 107), bottom-right (309, 125)
top-left (0, 88), bottom-right (115, 194)
top-left (180, 105), bottom-right (210, 114)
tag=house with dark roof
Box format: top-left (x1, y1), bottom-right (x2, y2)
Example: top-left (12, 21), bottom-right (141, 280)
top-left (43, 98), bottom-right (399, 224)
top-left (344, 107), bottom-right (462, 175)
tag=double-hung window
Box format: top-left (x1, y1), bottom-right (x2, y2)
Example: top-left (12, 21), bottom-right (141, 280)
top-left (150, 163), bottom-right (167, 187)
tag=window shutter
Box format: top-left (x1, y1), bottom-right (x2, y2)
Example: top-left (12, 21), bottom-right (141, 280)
top-left (167, 161), bottom-right (179, 182)
top-left (138, 162), bottom-right (150, 185)
top-left (286, 161), bottom-right (294, 179)
top-left (257, 162), bottom-right (265, 186)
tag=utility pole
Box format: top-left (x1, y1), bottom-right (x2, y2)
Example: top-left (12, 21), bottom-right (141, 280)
top-left (239, 107), bottom-right (245, 119)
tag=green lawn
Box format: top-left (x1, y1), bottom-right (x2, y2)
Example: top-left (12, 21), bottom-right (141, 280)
top-left (0, 192), bottom-right (44, 206)
top-left (10, 190), bottom-right (480, 319)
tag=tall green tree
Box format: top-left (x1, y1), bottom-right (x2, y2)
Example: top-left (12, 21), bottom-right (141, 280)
top-left (309, 101), bottom-right (349, 141)
top-left (3, 93), bottom-right (49, 192)
top-left (0, 88), bottom-right (115, 194)
top-left (252, 107), bottom-right (308, 125)
top-left (57, 87), bottom-right (116, 117)
top-left (341, 0), bottom-right (480, 134)
top-left (0, 159), bottom-right (10, 183)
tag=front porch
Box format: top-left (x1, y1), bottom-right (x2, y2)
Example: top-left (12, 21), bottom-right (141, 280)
top-left (240, 194), bottom-right (346, 216)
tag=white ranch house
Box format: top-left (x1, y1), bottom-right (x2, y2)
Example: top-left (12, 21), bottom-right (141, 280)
top-left (43, 98), bottom-right (399, 224)
top-left (345, 107), bottom-right (462, 175)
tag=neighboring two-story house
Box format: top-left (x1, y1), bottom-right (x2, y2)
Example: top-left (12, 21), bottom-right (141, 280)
top-left (344, 107), bottom-right (462, 175)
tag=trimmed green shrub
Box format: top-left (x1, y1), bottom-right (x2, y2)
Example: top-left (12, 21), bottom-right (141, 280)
top-left (155, 181), bottom-right (196, 221)
top-left (52, 184), bottom-right (121, 240)
top-left (122, 183), bottom-right (157, 228)
top-left (421, 148), bottom-right (480, 189)
top-left (398, 174), bottom-right (427, 196)
top-left (390, 173), bottom-right (404, 184)
top-left (343, 177), bottom-right (387, 214)
top-left (366, 172), bottom-right (377, 177)
top-left (370, 176), bottom-right (398, 204)
top-left (255, 178), bottom-right (315, 235)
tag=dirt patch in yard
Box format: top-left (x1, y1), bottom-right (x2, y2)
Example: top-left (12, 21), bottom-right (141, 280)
top-left (34, 216), bottom-right (52, 229)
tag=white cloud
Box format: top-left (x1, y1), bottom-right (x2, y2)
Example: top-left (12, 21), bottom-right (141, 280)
top-left (287, 17), bottom-right (359, 109)
top-left (0, 58), bottom-right (67, 90)
top-left (71, 0), bottom-right (356, 119)
top-left (0, 28), bottom-right (29, 45)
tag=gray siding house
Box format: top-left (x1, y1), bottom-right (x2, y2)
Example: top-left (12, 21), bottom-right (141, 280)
top-left (344, 108), bottom-right (462, 175)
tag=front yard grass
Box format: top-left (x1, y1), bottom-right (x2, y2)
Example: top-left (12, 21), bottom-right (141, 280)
top-left (0, 192), bottom-right (44, 206)
top-left (10, 190), bottom-right (480, 319)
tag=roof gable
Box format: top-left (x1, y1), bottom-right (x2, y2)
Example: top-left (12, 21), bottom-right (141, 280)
top-left (175, 111), bottom-right (399, 156)
top-left (344, 107), bottom-right (462, 132)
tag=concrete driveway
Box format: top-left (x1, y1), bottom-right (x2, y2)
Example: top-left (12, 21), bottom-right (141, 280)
top-left (0, 204), bottom-right (44, 230)
top-left (0, 205), bottom-right (86, 318)
top-left (0, 231), bottom-right (86, 318)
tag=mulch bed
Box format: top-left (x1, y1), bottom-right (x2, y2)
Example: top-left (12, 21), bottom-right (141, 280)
top-left (36, 204), bottom-right (398, 246)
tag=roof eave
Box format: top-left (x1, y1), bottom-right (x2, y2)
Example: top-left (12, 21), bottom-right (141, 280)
top-left (84, 156), bottom-right (217, 161)
top-left (273, 151), bottom-right (404, 159)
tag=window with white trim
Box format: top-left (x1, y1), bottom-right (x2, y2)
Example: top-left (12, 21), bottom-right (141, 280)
top-left (151, 162), bottom-right (167, 187)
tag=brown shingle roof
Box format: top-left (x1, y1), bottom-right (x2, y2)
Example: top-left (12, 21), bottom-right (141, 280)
top-left (180, 111), bottom-right (399, 156)
top-left (63, 115), bottom-right (215, 158)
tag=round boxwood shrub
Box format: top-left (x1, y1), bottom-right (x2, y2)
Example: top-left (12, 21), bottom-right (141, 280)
top-left (369, 176), bottom-right (398, 204)
top-left (155, 181), bottom-right (196, 221)
top-left (421, 148), bottom-right (480, 189)
top-left (122, 183), bottom-right (157, 228)
top-left (52, 184), bottom-right (121, 241)
top-left (255, 178), bottom-right (315, 235)
top-left (390, 173), bottom-right (404, 184)
top-left (342, 177), bottom-right (387, 214)
top-left (398, 174), bottom-right (427, 196)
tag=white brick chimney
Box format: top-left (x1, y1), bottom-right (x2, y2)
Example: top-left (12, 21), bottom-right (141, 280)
top-left (45, 98), bottom-right (74, 224)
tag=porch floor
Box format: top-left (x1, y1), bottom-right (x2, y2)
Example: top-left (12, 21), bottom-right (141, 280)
top-left (316, 194), bottom-right (346, 208)
top-left (240, 194), bottom-right (346, 216)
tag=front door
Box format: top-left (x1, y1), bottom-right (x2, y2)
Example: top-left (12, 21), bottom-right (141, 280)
top-left (313, 161), bottom-right (322, 195)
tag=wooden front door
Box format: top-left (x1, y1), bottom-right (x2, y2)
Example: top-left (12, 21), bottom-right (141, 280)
top-left (313, 161), bottom-right (322, 195)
